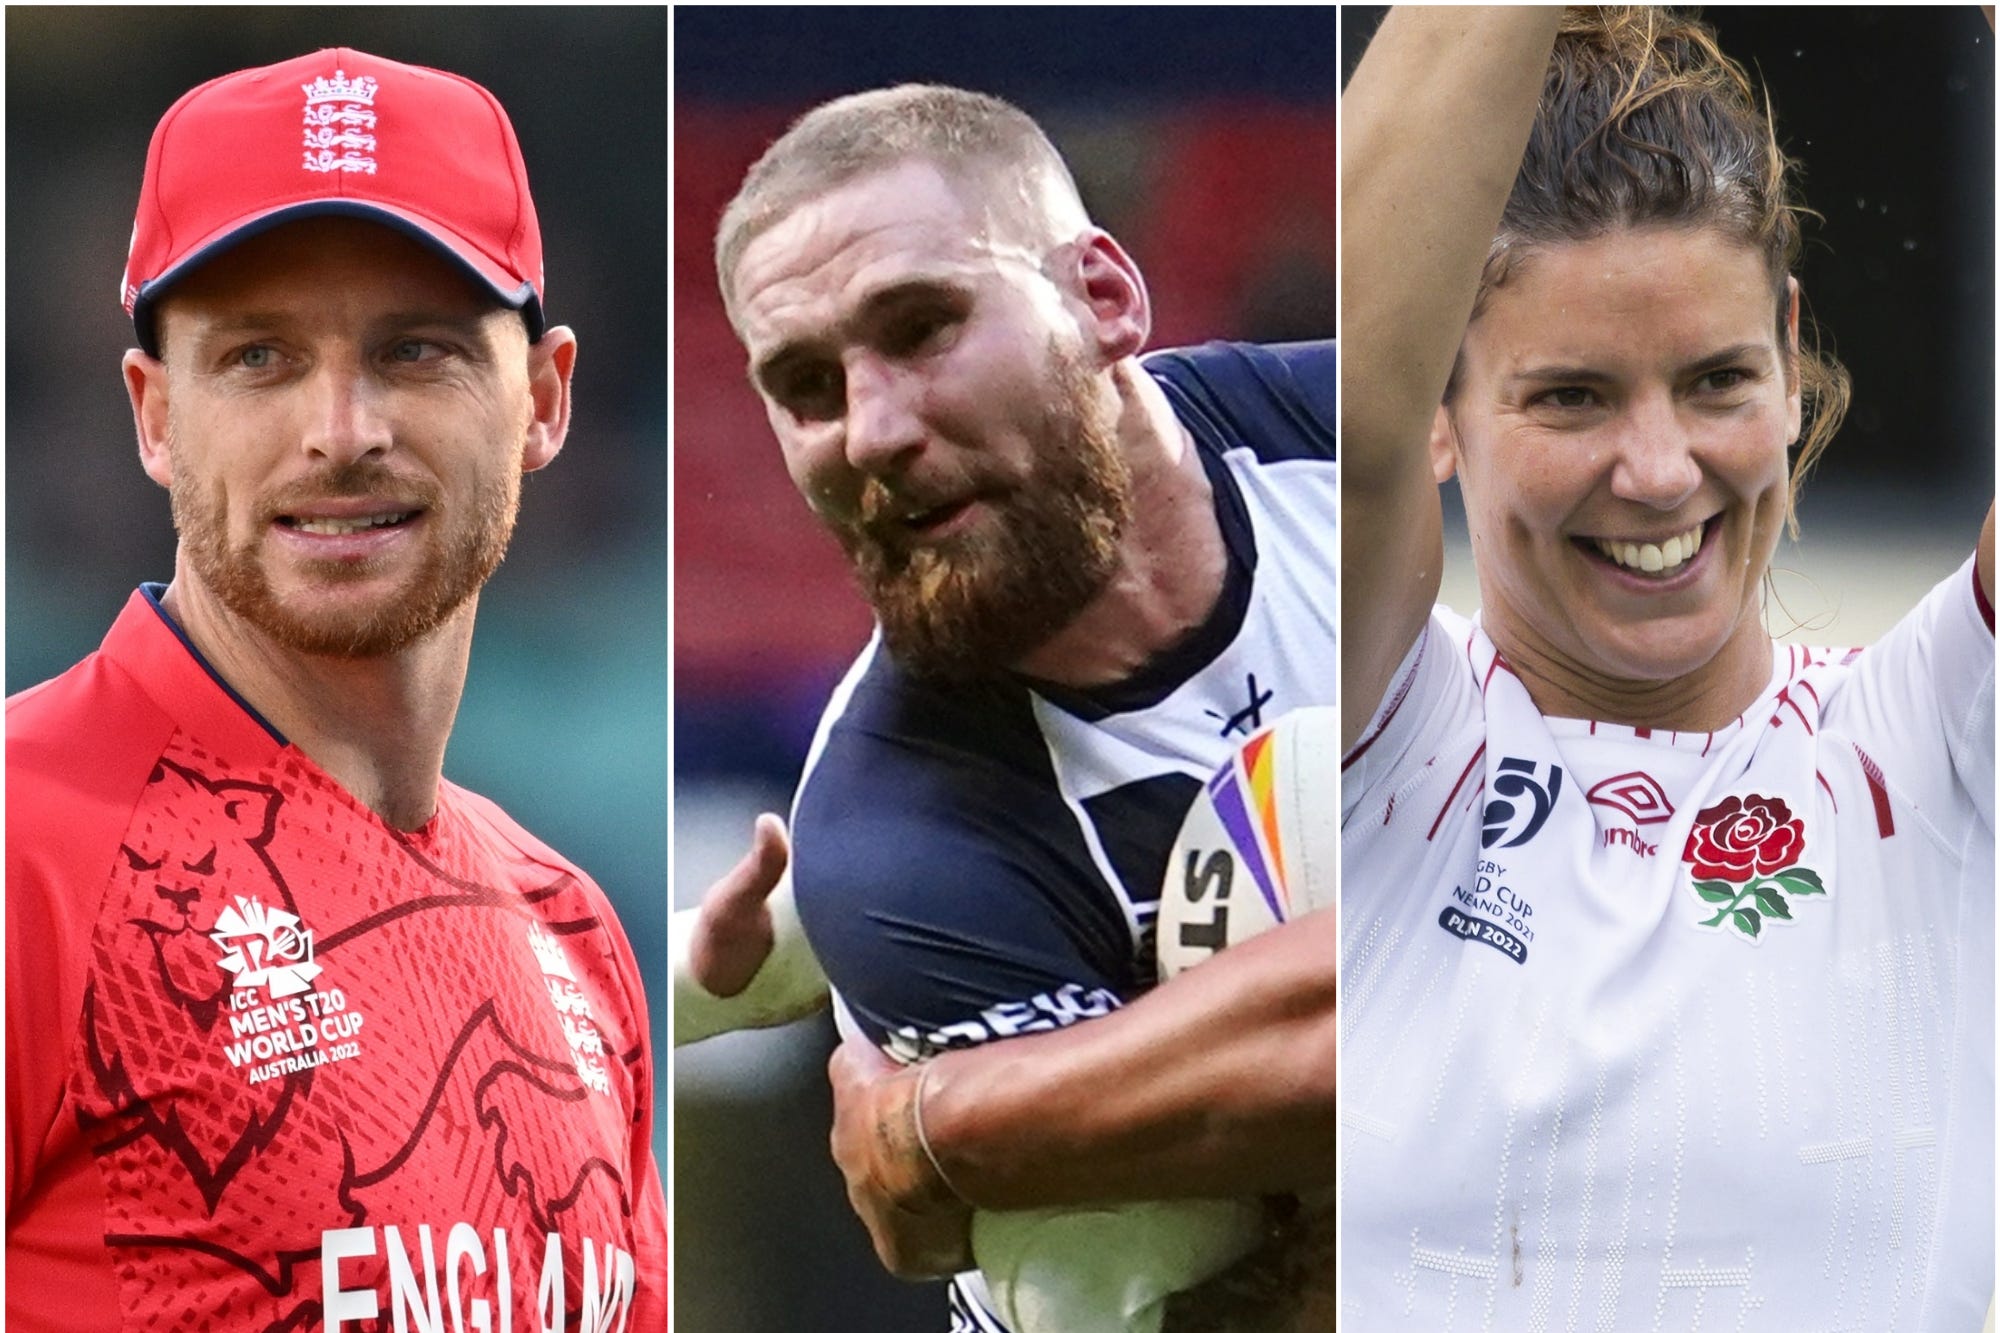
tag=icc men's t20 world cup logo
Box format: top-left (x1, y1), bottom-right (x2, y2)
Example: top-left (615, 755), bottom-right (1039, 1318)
top-left (210, 896), bottom-right (323, 998)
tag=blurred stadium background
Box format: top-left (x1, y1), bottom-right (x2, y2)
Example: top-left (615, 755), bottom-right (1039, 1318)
top-left (674, 6), bottom-right (1336, 1329)
top-left (5, 2), bottom-right (668, 1186)
top-left (1345, 6), bottom-right (1996, 638)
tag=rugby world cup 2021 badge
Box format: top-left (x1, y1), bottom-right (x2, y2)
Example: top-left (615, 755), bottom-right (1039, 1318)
top-left (1439, 756), bottom-right (1560, 965)
top-left (1481, 757), bottom-right (1563, 850)
top-left (211, 895), bottom-right (368, 1083)
top-left (1682, 793), bottom-right (1827, 942)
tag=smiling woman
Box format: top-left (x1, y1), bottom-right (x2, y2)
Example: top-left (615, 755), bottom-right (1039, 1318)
top-left (1340, 7), bottom-right (1993, 1330)
top-left (1440, 227), bottom-right (1802, 719)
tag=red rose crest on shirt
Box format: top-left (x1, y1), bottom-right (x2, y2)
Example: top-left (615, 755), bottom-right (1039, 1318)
top-left (1683, 793), bottom-right (1827, 941)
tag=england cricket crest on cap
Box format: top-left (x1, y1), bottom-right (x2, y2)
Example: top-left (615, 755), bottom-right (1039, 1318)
top-left (301, 69), bottom-right (379, 174)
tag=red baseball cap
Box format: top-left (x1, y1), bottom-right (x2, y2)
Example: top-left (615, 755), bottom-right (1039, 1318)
top-left (122, 48), bottom-right (545, 356)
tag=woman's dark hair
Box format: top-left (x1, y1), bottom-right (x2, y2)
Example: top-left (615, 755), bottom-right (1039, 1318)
top-left (1454, 6), bottom-right (1851, 531)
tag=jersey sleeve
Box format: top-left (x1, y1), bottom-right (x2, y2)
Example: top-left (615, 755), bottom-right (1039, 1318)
top-left (1143, 340), bottom-right (1336, 463)
top-left (580, 830), bottom-right (669, 1325)
top-left (610, 919), bottom-right (669, 1329)
top-left (790, 674), bottom-right (1144, 1058)
top-left (7, 836), bottom-right (77, 1212)
top-left (450, 785), bottom-right (671, 1313)
top-left (6, 659), bottom-right (175, 1214)
top-left (1836, 555), bottom-right (1996, 837)
top-left (1341, 608), bottom-right (1483, 829)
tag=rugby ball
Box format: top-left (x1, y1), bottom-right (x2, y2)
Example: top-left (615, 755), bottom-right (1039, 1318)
top-left (973, 1199), bottom-right (1266, 1333)
top-left (966, 710), bottom-right (1339, 1332)
top-left (1157, 706), bottom-right (1337, 980)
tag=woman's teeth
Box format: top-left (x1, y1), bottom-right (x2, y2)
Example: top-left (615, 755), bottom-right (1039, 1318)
top-left (1595, 521), bottom-right (1704, 575)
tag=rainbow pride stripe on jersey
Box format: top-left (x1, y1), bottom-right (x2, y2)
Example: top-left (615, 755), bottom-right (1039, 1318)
top-left (1203, 727), bottom-right (1294, 923)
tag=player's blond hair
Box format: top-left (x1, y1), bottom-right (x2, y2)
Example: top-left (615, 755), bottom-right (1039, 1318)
top-left (714, 84), bottom-right (1088, 323)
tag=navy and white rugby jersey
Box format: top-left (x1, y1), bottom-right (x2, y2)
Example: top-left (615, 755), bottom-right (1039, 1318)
top-left (791, 340), bottom-right (1337, 1072)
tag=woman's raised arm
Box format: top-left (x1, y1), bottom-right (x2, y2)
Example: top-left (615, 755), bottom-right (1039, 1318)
top-left (1340, 6), bottom-right (1561, 748)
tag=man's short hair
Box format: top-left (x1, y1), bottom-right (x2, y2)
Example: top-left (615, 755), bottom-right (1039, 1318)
top-left (714, 83), bottom-right (1087, 321)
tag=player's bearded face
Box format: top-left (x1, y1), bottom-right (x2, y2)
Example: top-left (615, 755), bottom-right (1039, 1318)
top-left (145, 219), bottom-right (557, 661)
top-left (167, 420), bottom-right (521, 658)
top-left (835, 340), bottom-right (1132, 681)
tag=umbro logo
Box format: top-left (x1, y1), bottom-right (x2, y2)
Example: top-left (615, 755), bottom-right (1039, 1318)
top-left (1587, 771), bottom-right (1675, 824)
top-left (1590, 771), bottom-right (1672, 859)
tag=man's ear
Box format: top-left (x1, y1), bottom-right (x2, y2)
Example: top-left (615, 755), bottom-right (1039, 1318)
top-left (1428, 405), bottom-right (1460, 484)
top-left (522, 326), bottom-right (578, 472)
top-left (125, 348), bottom-right (174, 488)
top-left (1070, 229), bottom-right (1150, 364)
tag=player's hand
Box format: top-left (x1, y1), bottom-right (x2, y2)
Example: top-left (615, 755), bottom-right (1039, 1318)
top-left (828, 1039), bottom-right (974, 1279)
top-left (671, 816), bottom-right (827, 1046)
top-left (688, 813), bottom-right (790, 997)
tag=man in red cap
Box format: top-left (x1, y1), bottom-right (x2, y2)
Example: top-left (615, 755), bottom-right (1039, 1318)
top-left (6, 49), bottom-right (665, 1331)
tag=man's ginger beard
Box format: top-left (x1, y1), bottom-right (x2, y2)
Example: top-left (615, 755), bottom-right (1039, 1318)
top-left (836, 342), bottom-right (1134, 682)
top-left (167, 419), bottom-right (521, 658)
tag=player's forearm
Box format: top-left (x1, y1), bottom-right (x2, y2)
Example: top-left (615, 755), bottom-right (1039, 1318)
top-left (921, 911), bottom-right (1336, 1209)
top-left (1340, 5), bottom-right (1559, 465)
